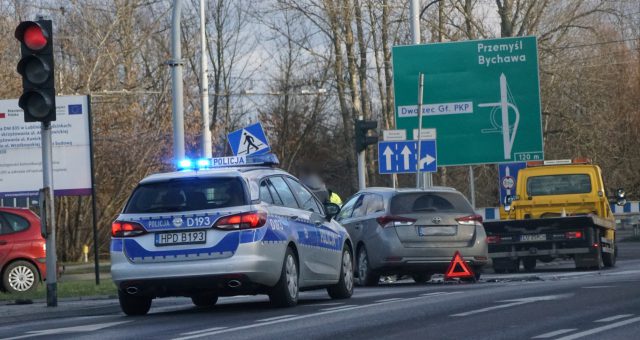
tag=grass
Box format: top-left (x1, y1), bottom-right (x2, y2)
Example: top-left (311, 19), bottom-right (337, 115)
top-left (0, 280), bottom-right (117, 302)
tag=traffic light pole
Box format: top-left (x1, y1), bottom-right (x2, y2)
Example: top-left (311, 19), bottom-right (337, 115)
top-left (42, 122), bottom-right (57, 307)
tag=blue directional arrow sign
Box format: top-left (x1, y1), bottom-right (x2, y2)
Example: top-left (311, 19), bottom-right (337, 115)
top-left (228, 122), bottom-right (270, 156)
top-left (378, 140), bottom-right (437, 174)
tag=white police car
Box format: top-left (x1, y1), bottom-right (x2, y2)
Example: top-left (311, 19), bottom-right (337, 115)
top-left (110, 154), bottom-right (353, 315)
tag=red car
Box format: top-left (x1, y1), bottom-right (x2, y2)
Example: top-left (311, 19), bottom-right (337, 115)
top-left (0, 207), bottom-right (46, 293)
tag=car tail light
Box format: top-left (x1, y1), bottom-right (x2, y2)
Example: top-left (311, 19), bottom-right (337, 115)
top-left (214, 211), bottom-right (267, 230)
top-left (486, 235), bottom-right (501, 244)
top-left (565, 231), bottom-right (583, 239)
top-left (112, 221), bottom-right (146, 237)
top-left (375, 215), bottom-right (416, 228)
top-left (455, 214), bottom-right (483, 225)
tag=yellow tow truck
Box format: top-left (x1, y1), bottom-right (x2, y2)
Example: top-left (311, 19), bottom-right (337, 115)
top-left (484, 159), bottom-right (626, 272)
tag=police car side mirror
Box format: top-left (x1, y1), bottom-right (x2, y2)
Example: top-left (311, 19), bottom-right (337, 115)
top-left (324, 203), bottom-right (341, 220)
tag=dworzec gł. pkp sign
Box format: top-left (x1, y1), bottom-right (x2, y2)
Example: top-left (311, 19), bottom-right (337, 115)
top-left (392, 36), bottom-right (543, 166)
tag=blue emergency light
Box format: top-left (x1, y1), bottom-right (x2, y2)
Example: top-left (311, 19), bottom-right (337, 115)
top-left (176, 154), bottom-right (279, 171)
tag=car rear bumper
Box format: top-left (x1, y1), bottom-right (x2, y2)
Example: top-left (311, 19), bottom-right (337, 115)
top-left (366, 226), bottom-right (488, 272)
top-left (111, 242), bottom-right (284, 291)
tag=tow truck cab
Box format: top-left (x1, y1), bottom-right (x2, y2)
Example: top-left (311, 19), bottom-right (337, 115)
top-left (485, 159), bottom-right (623, 272)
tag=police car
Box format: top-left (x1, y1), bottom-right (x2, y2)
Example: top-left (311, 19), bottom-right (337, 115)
top-left (110, 154), bottom-right (353, 315)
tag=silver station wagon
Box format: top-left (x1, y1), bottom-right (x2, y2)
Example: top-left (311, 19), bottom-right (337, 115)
top-left (336, 187), bottom-right (488, 285)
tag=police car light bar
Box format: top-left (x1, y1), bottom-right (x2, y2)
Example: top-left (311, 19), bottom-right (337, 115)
top-left (177, 153), bottom-right (279, 171)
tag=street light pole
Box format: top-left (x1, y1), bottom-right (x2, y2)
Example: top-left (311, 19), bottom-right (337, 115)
top-left (200, 0), bottom-right (212, 158)
top-left (170, 0), bottom-right (185, 161)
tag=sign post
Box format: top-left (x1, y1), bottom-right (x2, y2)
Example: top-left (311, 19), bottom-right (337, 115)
top-left (393, 36), bottom-right (543, 166)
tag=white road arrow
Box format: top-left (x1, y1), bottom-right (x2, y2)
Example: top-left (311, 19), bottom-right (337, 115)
top-left (383, 146), bottom-right (394, 171)
top-left (401, 146), bottom-right (412, 170)
top-left (419, 154), bottom-right (436, 169)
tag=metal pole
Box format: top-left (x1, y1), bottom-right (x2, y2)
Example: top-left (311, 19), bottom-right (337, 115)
top-left (170, 0), bottom-right (186, 161)
top-left (416, 73), bottom-right (424, 189)
top-left (469, 166), bottom-right (476, 209)
top-left (42, 122), bottom-right (57, 307)
top-left (200, 0), bottom-right (212, 158)
top-left (357, 115), bottom-right (366, 190)
top-left (410, 0), bottom-right (420, 45)
top-left (87, 96), bottom-right (100, 285)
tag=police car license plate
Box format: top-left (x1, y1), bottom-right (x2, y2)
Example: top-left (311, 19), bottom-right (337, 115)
top-left (155, 230), bottom-right (206, 246)
top-left (520, 234), bottom-right (546, 242)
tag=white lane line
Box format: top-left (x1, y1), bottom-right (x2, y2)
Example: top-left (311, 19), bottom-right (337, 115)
top-left (256, 315), bottom-right (298, 322)
top-left (555, 316), bottom-right (640, 340)
top-left (181, 327), bottom-right (227, 336)
top-left (311, 302), bottom-right (344, 307)
top-left (581, 286), bottom-right (614, 289)
top-left (532, 329), bottom-right (577, 338)
top-left (1, 321), bottom-right (131, 340)
top-left (376, 298), bottom-right (404, 303)
top-left (420, 291), bottom-right (462, 297)
top-left (451, 294), bottom-right (571, 317)
top-left (321, 305), bottom-right (359, 311)
top-left (451, 301), bottom-right (529, 317)
top-left (171, 292), bottom-right (465, 340)
top-left (594, 314), bottom-right (633, 323)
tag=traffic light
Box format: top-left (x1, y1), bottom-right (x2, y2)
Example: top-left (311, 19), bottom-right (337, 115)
top-left (15, 20), bottom-right (56, 123)
top-left (355, 120), bottom-right (378, 153)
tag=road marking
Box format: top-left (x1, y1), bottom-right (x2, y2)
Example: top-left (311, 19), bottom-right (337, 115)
top-left (2, 321), bottom-right (130, 340)
top-left (311, 302), bottom-right (344, 307)
top-left (321, 305), bottom-right (359, 311)
top-left (451, 294), bottom-right (571, 317)
top-left (555, 316), bottom-right (640, 340)
top-left (581, 286), bottom-right (614, 289)
top-left (171, 292), bottom-right (465, 340)
top-left (256, 315), bottom-right (298, 322)
top-left (594, 314), bottom-right (633, 323)
top-left (420, 291), bottom-right (462, 297)
top-left (376, 298), bottom-right (404, 302)
top-left (532, 328), bottom-right (577, 338)
top-left (181, 327), bottom-right (227, 336)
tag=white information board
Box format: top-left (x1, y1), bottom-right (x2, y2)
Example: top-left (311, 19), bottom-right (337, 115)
top-left (0, 95), bottom-right (92, 198)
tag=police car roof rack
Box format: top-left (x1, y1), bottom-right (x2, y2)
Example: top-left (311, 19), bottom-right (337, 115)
top-left (177, 153), bottom-right (279, 171)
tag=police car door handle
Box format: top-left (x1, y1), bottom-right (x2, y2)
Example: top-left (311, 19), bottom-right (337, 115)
top-left (286, 215), bottom-right (299, 221)
top-left (354, 223), bottom-right (362, 230)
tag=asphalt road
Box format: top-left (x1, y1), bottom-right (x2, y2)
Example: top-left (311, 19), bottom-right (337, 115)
top-left (1, 242), bottom-right (640, 340)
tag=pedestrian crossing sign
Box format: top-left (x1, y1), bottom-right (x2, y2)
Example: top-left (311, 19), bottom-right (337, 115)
top-left (227, 122), bottom-right (271, 156)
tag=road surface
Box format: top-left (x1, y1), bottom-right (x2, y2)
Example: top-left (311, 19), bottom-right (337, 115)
top-left (1, 242), bottom-right (639, 340)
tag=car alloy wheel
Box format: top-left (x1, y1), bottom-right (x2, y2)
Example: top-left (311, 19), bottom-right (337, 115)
top-left (8, 265), bottom-right (36, 292)
top-left (285, 254), bottom-right (298, 299)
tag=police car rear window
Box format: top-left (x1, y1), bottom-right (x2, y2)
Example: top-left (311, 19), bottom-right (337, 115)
top-left (124, 177), bottom-right (247, 213)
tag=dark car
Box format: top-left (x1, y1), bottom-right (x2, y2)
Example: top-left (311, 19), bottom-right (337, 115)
top-left (336, 187), bottom-right (488, 285)
top-left (0, 207), bottom-right (46, 293)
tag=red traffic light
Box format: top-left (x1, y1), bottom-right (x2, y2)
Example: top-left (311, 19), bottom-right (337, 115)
top-left (15, 21), bottom-right (49, 51)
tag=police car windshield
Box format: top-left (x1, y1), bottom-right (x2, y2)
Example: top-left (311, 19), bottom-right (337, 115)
top-left (124, 177), bottom-right (247, 213)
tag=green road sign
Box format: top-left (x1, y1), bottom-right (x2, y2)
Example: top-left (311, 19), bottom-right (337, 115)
top-left (393, 36), bottom-right (543, 166)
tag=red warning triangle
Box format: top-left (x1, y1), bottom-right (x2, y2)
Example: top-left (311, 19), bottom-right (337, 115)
top-left (444, 251), bottom-right (475, 280)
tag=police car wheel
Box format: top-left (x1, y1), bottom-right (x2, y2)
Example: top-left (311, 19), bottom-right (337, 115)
top-left (118, 290), bottom-right (152, 316)
top-left (357, 246), bottom-right (379, 286)
top-left (327, 247), bottom-right (354, 299)
top-left (269, 247), bottom-right (299, 307)
top-left (191, 294), bottom-right (219, 307)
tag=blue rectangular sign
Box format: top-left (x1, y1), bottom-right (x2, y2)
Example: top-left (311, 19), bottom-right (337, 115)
top-left (378, 140), bottom-right (437, 174)
top-left (498, 162), bottom-right (526, 205)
